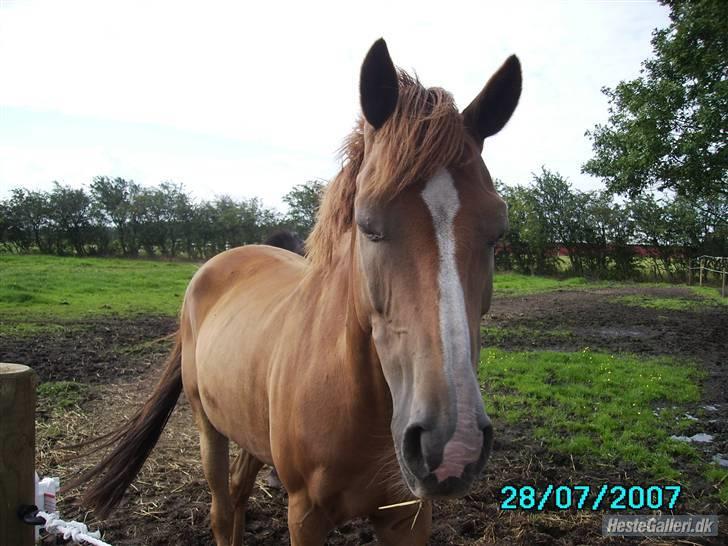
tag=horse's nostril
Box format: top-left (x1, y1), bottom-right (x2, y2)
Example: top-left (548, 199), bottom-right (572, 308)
top-left (402, 424), bottom-right (427, 477)
top-left (403, 424), bottom-right (423, 461)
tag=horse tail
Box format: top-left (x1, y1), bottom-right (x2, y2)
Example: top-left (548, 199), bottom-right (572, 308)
top-left (65, 331), bottom-right (183, 518)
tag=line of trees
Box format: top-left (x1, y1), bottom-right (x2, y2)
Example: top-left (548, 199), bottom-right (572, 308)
top-left (2, 168), bottom-right (724, 281)
top-left (0, 177), bottom-right (323, 260)
top-left (496, 168), bottom-right (726, 280)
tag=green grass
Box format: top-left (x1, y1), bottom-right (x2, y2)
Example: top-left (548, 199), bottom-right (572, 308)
top-left (37, 381), bottom-right (90, 412)
top-left (613, 290), bottom-right (727, 310)
top-left (479, 348), bottom-right (703, 480)
top-left (689, 285), bottom-right (728, 306)
top-left (0, 255), bottom-right (197, 332)
top-left (706, 466), bottom-right (728, 505)
top-left (482, 325), bottom-right (573, 344)
top-left (493, 272), bottom-right (613, 297)
top-left (612, 294), bottom-right (701, 311)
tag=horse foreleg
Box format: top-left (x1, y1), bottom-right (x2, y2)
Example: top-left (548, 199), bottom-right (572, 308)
top-left (287, 492), bottom-right (333, 546)
top-left (198, 414), bottom-right (233, 546)
top-left (370, 500), bottom-right (432, 546)
top-left (229, 450), bottom-right (263, 546)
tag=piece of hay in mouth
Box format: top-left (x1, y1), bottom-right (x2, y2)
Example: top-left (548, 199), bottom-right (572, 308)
top-left (377, 499), bottom-right (424, 530)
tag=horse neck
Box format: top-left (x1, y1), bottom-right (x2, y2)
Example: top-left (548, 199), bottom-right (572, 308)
top-left (310, 231), bottom-right (393, 422)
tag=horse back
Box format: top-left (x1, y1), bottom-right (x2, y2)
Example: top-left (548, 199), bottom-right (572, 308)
top-left (185, 245), bottom-right (305, 328)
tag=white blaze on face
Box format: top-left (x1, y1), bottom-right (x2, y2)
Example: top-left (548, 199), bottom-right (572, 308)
top-left (421, 168), bottom-right (483, 482)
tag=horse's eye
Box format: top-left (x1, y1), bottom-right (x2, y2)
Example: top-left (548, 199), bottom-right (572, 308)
top-left (355, 211), bottom-right (386, 242)
top-left (361, 227), bottom-right (385, 242)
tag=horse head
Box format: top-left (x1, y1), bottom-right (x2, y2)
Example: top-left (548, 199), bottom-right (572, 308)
top-left (349, 39), bottom-right (520, 498)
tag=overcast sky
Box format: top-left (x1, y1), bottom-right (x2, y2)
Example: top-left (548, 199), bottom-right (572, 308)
top-left (0, 0), bottom-right (671, 210)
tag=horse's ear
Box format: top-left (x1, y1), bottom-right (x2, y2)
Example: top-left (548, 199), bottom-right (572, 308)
top-left (462, 55), bottom-right (521, 141)
top-left (360, 38), bottom-right (399, 130)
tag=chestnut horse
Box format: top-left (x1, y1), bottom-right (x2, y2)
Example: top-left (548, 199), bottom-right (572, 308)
top-left (73, 39), bottom-right (521, 545)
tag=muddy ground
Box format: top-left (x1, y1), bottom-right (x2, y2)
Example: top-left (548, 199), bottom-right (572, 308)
top-left (1, 285), bottom-right (726, 545)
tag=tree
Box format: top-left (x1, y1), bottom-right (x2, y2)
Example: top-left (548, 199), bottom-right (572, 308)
top-left (133, 187), bottom-right (170, 256)
top-left (583, 0), bottom-right (727, 204)
top-left (158, 181), bottom-right (189, 257)
top-left (530, 168), bottom-right (587, 275)
top-left (498, 179), bottom-right (558, 275)
top-left (283, 180), bottom-right (324, 238)
top-left (581, 192), bottom-right (636, 280)
top-left (169, 185), bottom-right (197, 258)
top-left (90, 176), bottom-right (140, 255)
top-left (237, 197), bottom-right (278, 246)
top-left (47, 182), bottom-right (95, 255)
top-left (3, 188), bottom-right (52, 252)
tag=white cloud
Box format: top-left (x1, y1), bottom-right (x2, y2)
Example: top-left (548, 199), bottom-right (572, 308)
top-left (0, 0), bottom-right (671, 207)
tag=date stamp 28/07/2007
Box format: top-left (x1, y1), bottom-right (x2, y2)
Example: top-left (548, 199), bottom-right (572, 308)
top-left (500, 484), bottom-right (682, 511)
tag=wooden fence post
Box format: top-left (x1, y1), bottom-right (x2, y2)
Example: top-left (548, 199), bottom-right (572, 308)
top-left (722, 267), bottom-right (726, 298)
top-left (699, 257), bottom-right (704, 286)
top-left (0, 363), bottom-right (37, 546)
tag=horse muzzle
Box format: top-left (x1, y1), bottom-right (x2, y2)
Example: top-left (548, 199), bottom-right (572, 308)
top-left (399, 413), bottom-right (493, 498)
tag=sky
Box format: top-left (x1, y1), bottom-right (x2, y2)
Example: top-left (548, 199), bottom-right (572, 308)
top-left (0, 0), bottom-right (671, 210)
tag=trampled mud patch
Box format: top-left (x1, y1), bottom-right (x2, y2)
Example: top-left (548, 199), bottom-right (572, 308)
top-left (591, 326), bottom-right (649, 338)
top-left (0, 315), bottom-right (177, 383)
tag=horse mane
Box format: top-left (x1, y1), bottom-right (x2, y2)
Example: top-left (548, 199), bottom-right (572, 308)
top-left (306, 70), bottom-right (475, 268)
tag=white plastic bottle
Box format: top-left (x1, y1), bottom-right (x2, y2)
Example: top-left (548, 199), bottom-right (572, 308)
top-left (38, 476), bottom-right (60, 513)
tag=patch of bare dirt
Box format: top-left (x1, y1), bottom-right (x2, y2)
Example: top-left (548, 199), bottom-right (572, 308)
top-left (0, 315), bottom-right (177, 383)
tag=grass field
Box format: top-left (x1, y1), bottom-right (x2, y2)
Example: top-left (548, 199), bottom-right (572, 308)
top-left (0, 256), bottom-right (616, 335)
top-left (491, 272), bottom-right (614, 296)
top-left (2, 255), bottom-right (722, 321)
top-left (479, 348), bottom-right (703, 479)
top-left (612, 294), bottom-right (704, 310)
top-left (614, 291), bottom-right (727, 310)
top-left (688, 285), bottom-right (728, 305)
top-left (0, 254), bottom-right (198, 333)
